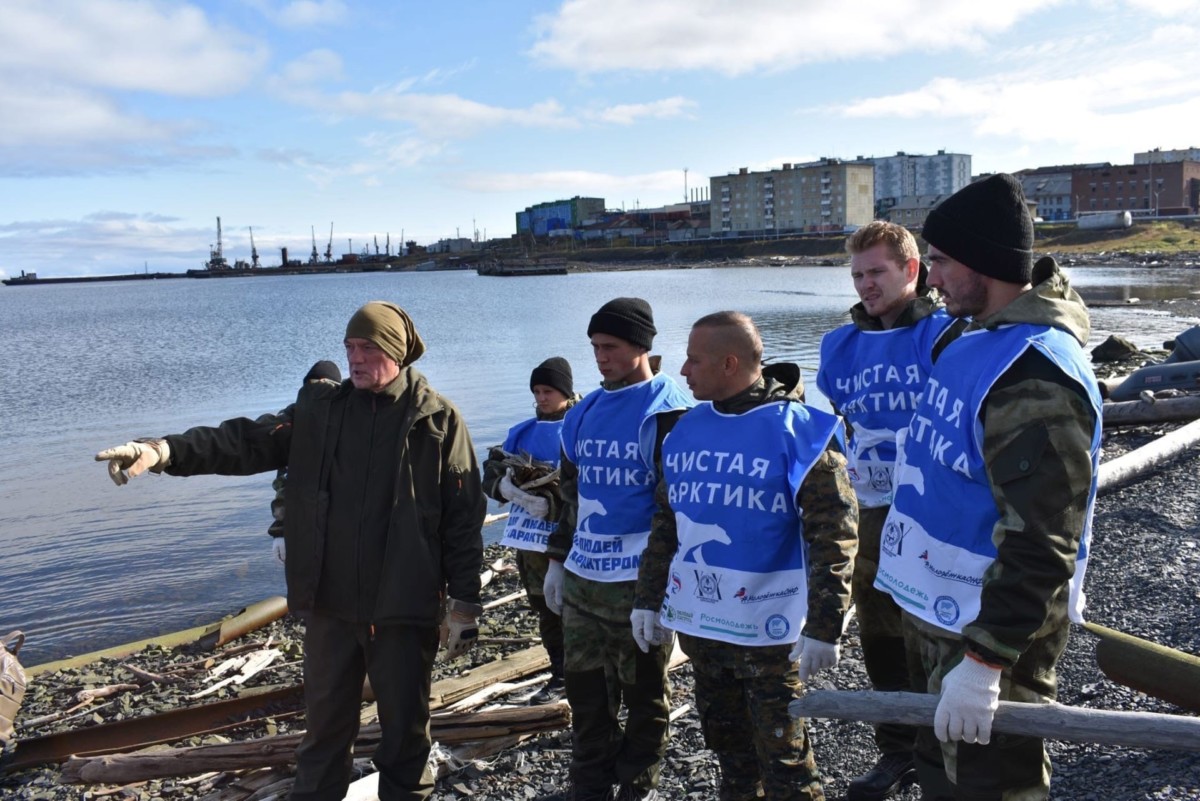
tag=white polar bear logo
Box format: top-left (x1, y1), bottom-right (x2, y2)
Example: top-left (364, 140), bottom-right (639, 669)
top-left (677, 511), bottom-right (731, 566)
top-left (577, 493), bottom-right (608, 534)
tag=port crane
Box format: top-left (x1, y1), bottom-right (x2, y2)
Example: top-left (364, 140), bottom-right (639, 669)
top-left (205, 216), bottom-right (229, 270)
top-left (249, 227), bottom-right (260, 268)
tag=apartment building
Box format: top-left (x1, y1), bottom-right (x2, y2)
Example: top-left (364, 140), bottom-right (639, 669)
top-left (1071, 161), bottom-right (1200, 215)
top-left (1135, 147), bottom-right (1200, 165)
top-left (710, 160), bottom-right (874, 236)
top-left (515, 196), bottom-right (606, 236)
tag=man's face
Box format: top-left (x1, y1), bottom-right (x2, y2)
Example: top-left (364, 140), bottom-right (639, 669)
top-left (532, 385), bottom-right (569, 415)
top-left (926, 245), bottom-right (988, 318)
top-left (680, 326), bottom-right (728, 401)
top-left (590, 333), bottom-right (644, 384)
top-left (851, 243), bottom-right (918, 326)
top-left (345, 337), bottom-right (400, 392)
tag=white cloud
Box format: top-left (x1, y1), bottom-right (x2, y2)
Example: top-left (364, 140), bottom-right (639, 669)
top-left (273, 0), bottom-right (348, 28)
top-left (1122, 0), bottom-right (1200, 15)
top-left (530, 0), bottom-right (1061, 75)
top-left (277, 49), bottom-right (346, 86)
top-left (833, 25), bottom-right (1200, 153)
top-left (587, 97), bottom-right (697, 125)
top-left (0, 1), bottom-right (266, 95)
top-left (448, 169), bottom-right (683, 195)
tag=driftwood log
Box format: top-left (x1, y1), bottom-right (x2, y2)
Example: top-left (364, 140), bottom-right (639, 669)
top-left (790, 690), bottom-right (1200, 752)
top-left (1103, 394), bottom-right (1200, 427)
top-left (61, 703), bottom-right (571, 784)
top-left (1097, 417), bottom-right (1200, 492)
top-left (1084, 621), bottom-right (1200, 713)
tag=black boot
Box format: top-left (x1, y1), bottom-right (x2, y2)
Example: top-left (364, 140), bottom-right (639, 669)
top-left (530, 674), bottom-right (567, 705)
top-left (847, 752), bottom-right (918, 801)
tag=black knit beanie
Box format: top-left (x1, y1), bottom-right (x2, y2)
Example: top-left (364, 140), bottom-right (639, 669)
top-left (303, 360), bottom-right (341, 384)
top-left (530, 357), bottom-right (573, 398)
top-left (922, 173), bottom-right (1034, 285)
top-left (587, 297), bottom-right (656, 350)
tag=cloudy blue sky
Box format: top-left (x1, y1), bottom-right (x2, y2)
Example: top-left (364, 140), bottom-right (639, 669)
top-left (2, 0), bottom-right (1198, 278)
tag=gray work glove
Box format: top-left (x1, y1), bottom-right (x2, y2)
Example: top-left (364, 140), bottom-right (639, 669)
top-left (543, 560), bottom-right (565, 615)
top-left (95, 439), bottom-right (171, 486)
top-left (630, 608), bottom-right (670, 653)
top-left (790, 635), bottom-right (841, 681)
top-left (935, 655), bottom-right (1003, 744)
top-left (499, 469), bottom-right (549, 519)
top-left (439, 598), bottom-right (483, 660)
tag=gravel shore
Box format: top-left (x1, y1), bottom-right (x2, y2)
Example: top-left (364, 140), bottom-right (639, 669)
top-left (3, 299), bottom-right (1199, 800)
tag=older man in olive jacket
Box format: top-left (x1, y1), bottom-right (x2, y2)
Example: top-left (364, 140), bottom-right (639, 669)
top-left (96, 301), bottom-right (485, 801)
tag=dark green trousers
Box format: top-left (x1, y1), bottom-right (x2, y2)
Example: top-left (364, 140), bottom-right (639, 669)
top-left (562, 573), bottom-right (670, 794)
top-left (517, 549), bottom-right (564, 677)
top-left (290, 612), bottom-right (439, 801)
top-left (853, 506), bottom-right (918, 755)
top-left (903, 613), bottom-right (1063, 801)
top-left (680, 634), bottom-right (824, 801)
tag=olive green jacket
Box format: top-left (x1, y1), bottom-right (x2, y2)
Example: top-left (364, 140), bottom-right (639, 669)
top-left (164, 367), bottom-right (484, 625)
top-left (953, 257), bottom-right (1099, 668)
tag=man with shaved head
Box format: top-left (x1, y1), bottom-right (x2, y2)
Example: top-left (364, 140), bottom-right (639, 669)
top-left (633, 311), bottom-right (859, 801)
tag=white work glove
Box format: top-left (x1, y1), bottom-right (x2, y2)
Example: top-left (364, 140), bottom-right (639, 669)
top-left (499, 470), bottom-right (549, 520)
top-left (544, 560), bottom-right (565, 615)
top-left (439, 598), bottom-right (483, 660)
top-left (271, 538), bottom-right (286, 564)
top-left (630, 608), bottom-right (669, 653)
top-left (790, 636), bottom-right (841, 681)
top-left (95, 439), bottom-right (171, 486)
top-left (935, 655), bottom-right (1003, 744)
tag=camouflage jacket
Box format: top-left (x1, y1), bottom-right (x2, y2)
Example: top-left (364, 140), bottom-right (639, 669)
top-left (633, 363), bottom-right (859, 645)
top-left (958, 257), bottom-right (1099, 668)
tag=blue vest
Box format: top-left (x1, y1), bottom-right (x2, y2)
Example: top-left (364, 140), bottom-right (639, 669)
top-left (560, 373), bottom-right (693, 582)
top-left (817, 310), bottom-right (954, 508)
top-left (874, 324), bottom-right (1102, 633)
top-left (497, 417), bottom-right (564, 553)
top-left (657, 401), bottom-right (843, 646)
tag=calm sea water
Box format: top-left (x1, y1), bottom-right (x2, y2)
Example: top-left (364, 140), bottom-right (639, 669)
top-left (1, 264), bottom-right (1196, 664)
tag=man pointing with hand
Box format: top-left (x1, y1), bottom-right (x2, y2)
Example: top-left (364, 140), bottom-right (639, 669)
top-left (96, 300), bottom-right (485, 801)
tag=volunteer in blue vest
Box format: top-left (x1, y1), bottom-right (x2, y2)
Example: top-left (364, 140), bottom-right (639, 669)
top-left (816, 222), bottom-right (958, 801)
top-left (543, 297), bottom-right (693, 801)
top-left (481, 357), bottom-right (579, 705)
top-left (873, 174), bottom-right (1101, 800)
top-left (633, 311), bottom-right (859, 801)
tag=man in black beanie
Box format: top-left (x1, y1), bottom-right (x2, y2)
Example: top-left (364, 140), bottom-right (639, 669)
top-left (544, 298), bottom-right (693, 801)
top-left (872, 174), bottom-right (1102, 800)
top-left (481, 356), bottom-right (579, 705)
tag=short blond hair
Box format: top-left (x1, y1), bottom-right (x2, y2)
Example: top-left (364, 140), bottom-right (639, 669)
top-left (846, 221), bottom-right (919, 266)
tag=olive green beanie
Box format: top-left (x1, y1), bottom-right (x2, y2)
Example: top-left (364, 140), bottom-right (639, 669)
top-left (344, 301), bottom-right (426, 367)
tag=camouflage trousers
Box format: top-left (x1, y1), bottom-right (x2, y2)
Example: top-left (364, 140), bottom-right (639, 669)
top-left (903, 612), bottom-right (1067, 801)
top-left (679, 634), bottom-right (824, 801)
top-left (853, 506), bottom-right (918, 756)
top-left (561, 572), bottom-right (670, 794)
top-left (515, 549), bottom-right (564, 677)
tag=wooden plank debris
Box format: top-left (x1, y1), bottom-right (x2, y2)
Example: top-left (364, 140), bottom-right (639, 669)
top-left (61, 703), bottom-right (571, 784)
